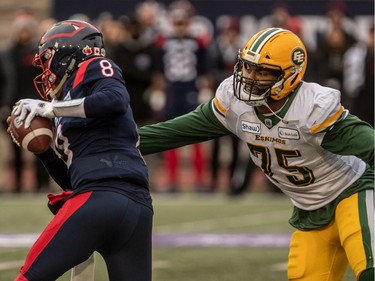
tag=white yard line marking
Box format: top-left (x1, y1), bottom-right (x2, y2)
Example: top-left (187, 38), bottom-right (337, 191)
top-left (0, 233), bottom-right (39, 248)
top-left (153, 233), bottom-right (291, 247)
top-left (0, 232), bottom-right (292, 248)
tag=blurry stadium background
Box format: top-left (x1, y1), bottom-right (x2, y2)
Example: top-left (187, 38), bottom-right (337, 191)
top-left (0, 0), bottom-right (373, 49)
top-left (0, 0), bottom-right (373, 280)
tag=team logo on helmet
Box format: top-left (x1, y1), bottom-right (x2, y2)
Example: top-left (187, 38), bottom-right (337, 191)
top-left (93, 47), bottom-right (101, 55)
top-left (291, 47), bottom-right (305, 66)
top-left (82, 45), bottom-right (93, 56)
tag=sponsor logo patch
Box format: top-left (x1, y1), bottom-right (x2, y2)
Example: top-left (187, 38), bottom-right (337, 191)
top-left (241, 121), bottom-right (261, 134)
top-left (278, 127), bottom-right (300, 139)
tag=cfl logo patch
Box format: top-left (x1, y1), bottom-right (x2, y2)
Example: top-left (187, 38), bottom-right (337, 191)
top-left (291, 47), bottom-right (305, 65)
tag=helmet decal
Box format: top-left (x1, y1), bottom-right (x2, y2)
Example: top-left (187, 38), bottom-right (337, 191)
top-left (82, 46), bottom-right (106, 57)
top-left (243, 28), bottom-right (286, 64)
top-left (291, 47), bottom-right (305, 66)
top-left (40, 21), bottom-right (100, 44)
top-left (248, 28), bottom-right (285, 53)
top-left (82, 45), bottom-right (93, 56)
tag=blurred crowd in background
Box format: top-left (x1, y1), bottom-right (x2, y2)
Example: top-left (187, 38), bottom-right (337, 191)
top-left (0, 0), bottom-right (373, 195)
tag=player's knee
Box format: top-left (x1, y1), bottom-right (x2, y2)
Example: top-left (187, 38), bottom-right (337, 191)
top-left (359, 267), bottom-right (374, 281)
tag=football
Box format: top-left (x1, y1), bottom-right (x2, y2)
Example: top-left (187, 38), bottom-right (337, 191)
top-left (9, 114), bottom-right (53, 154)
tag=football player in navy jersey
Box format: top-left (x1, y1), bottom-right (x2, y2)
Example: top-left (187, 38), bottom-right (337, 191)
top-left (8, 20), bottom-right (153, 281)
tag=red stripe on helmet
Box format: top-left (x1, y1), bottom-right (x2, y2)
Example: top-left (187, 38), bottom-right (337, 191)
top-left (40, 20), bottom-right (99, 44)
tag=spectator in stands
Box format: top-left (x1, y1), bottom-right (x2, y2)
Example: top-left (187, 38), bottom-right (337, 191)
top-left (110, 15), bottom-right (157, 126)
top-left (313, 2), bottom-right (357, 108)
top-left (323, 0), bottom-right (358, 41)
top-left (37, 17), bottom-right (57, 39)
top-left (258, 1), bottom-right (303, 36)
top-left (343, 24), bottom-right (374, 126)
top-left (209, 16), bottom-right (252, 194)
top-left (135, 0), bottom-right (165, 43)
top-left (0, 10), bottom-right (50, 192)
top-left (96, 12), bottom-right (126, 59)
top-left (211, 16), bottom-right (243, 83)
top-left (0, 43), bottom-right (8, 147)
top-left (151, 0), bottom-right (212, 192)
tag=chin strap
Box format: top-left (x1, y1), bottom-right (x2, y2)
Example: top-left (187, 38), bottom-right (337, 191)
top-left (47, 57), bottom-right (77, 100)
top-left (262, 102), bottom-right (299, 125)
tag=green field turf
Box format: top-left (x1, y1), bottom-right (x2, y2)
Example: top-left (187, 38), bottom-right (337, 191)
top-left (0, 192), bottom-right (355, 280)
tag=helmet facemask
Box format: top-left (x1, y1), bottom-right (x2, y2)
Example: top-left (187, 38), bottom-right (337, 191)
top-left (33, 48), bottom-right (57, 100)
top-left (233, 58), bottom-right (282, 107)
top-left (33, 44), bottom-right (79, 100)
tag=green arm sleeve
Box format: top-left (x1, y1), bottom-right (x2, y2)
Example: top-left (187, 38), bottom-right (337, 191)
top-left (321, 113), bottom-right (374, 166)
top-left (138, 100), bottom-right (230, 155)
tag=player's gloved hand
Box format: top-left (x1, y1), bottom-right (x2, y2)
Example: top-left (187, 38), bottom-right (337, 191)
top-left (13, 99), bottom-right (56, 128)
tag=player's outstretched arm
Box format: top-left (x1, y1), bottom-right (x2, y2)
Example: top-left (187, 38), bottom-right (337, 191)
top-left (138, 100), bottom-right (230, 155)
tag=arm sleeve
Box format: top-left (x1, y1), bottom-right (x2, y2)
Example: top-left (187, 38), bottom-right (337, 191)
top-left (138, 99), bottom-right (230, 155)
top-left (321, 113), bottom-right (374, 166)
top-left (34, 148), bottom-right (71, 190)
top-left (69, 58), bottom-right (130, 118)
top-left (83, 78), bottom-right (130, 118)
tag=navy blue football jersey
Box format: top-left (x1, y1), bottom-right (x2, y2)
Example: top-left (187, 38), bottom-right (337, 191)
top-left (39, 57), bottom-right (150, 206)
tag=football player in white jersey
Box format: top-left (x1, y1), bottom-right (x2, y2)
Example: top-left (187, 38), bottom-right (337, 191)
top-left (138, 28), bottom-right (374, 280)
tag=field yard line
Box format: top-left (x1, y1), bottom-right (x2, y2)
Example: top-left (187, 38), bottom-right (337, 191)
top-left (0, 233), bottom-right (40, 248)
top-left (0, 232), bottom-right (291, 248)
top-left (154, 209), bottom-right (291, 233)
top-left (0, 260), bottom-right (23, 271)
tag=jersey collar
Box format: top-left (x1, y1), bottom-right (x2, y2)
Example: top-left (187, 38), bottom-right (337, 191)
top-left (255, 82), bottom-right (302, 128)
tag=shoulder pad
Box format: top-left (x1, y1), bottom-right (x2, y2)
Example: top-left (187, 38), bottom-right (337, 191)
top-left (72, 57), bottom-right (123, 89)
top-left (306, 85), bottom-right (344, 134)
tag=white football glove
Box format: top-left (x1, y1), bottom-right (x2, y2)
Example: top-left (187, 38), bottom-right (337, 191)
top-left (13, 99), bottom-right (55, 128)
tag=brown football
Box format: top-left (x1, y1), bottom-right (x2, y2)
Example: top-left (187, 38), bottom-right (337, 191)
top-left (10, 114), bottom-right (53, 154)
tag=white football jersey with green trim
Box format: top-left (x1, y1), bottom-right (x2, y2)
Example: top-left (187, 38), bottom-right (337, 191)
top-left (212, 77), bottom-right (366, 211)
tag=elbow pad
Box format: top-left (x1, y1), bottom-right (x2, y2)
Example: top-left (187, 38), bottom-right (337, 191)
top-left (52, 98), bottom-right (86, 118)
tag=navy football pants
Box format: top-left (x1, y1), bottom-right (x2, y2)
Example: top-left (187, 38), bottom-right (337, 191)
top-left (15, 191), bottom-right (153, 281)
